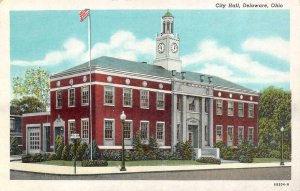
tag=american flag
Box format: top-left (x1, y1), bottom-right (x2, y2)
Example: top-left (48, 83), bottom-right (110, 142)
top-left (79, 9), bottom-right (90, 22)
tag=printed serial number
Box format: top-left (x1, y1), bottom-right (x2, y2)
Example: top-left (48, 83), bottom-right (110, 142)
top-left (274, 183), bottom-right (289, 186)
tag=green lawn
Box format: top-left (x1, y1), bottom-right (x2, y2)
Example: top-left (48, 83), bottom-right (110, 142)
top-left (253, 158), bottom-right (291, 163)
top-left (37, 160), bottom-right (202, 167)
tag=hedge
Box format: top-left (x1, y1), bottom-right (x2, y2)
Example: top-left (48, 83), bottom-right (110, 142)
top-left (81, 160), bottom-right (108, 167)
top-left (196, 157), bottom-right (221, 164)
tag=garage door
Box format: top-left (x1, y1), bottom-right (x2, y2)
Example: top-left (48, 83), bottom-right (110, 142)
top-left (28, 127), bottom-right (41, 154)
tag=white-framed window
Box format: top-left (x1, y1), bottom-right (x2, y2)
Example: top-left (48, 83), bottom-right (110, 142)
top-left (56, 90), bottom-right (62, 108)
top-left (81, 86), bottom-right (89, 106)
top-left (238, 126), bottom-right (244, 145)
top-left (156, 122), bottom-right (165, 144)
top-left (216, 125), bottom-right (223, 143)
top-left (81, 118), bottom-right (89, 142)
top-left (238, 102), bottom-right (244, 117)
top-left (228, 101), bottom-right (234, 116)
top-left (104, 86), bottom-right (114, 105)
top-left (248, 127), bottom-right (254, 143)
top-left (123, 120), bottom-right (132, 139)
top-left (68, 88), bottom-right (75, 107)
top-left (227, 125), bottom-right (234, 146)
top-left (156, 92), bottom-right (165, 110)
top-left (68, 119), bottom-right (76, 143)
top-left (140, 121), bottom-right (149, 143)
top-left (104, 120), bottom-right (114, 139)
top-left (177, 96), bottom-right (182, 111)
top-left (248, 103), bottom-right (254, 118)
top-left (123, 88), bottom-right (132, 107)
top-left (177, 124), bottom-right (181, 141)
top-left (10, 119), bottom-right (15, 130)
top-left (216, 100), bottom-right (223, 115)
top-left (140, 90), bottom-right (149, 109)
top-left (188, 97), bottom-right (196, 112)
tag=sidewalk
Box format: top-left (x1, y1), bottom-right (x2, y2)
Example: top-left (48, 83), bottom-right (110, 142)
top-left (10, 161), bottom-right (291, 175)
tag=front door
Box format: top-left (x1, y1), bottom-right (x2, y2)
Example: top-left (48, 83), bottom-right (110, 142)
top-left (28, 126), bottom-right (41, 154)
top-left (188, 131), bottom-right (193, 146)
top-left (54, 126), bottom-right (64, 150)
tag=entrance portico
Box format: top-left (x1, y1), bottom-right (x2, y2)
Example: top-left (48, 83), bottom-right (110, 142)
top-left (171, 77), bottom-right (218, 158)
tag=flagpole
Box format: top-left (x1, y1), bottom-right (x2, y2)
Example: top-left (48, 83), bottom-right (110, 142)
top-left (88, 9), bottom-right (93, 160)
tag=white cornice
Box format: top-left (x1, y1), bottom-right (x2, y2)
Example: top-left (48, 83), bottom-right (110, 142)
top-left (23, 112), bottom-right (50, 117)
top-left (214, 97), bottom-right (258, 104)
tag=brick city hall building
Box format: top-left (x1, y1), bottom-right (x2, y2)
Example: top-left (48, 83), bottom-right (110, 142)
top-left (22, 11), bottom-right (258, 158)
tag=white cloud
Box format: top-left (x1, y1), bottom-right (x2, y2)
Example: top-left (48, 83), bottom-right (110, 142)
top-left (242, 37), bottom-right (289, 61)
top-left (83, 30), bottom-right (155, 62)
top-left (12, 31), bottom-right (155, 66)
top-left (182, 39), bottom-right (289, 84)
top-left (12, 38), bottom-right (85, 66)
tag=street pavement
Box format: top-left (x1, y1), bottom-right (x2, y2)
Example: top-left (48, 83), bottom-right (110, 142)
top-left (10, 166), bottom-right (291, 180)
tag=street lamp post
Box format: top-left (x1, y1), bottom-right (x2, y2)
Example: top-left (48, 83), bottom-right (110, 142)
top-left (71, 132), bottom-right (80, 175)
top-left (280, 127), bottom-right (285, 166)
top-left (120, 111), bottom-right (126, 171)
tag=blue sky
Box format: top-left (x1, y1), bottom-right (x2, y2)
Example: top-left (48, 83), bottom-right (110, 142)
top-left (10, 10), bottom-right (290, 97)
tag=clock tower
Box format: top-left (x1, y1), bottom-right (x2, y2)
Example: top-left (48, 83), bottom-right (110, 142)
top-left (154, 11), bottom-right (182, 72)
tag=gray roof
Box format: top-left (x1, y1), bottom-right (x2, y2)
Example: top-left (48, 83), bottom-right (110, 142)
top-left (63, 56), bottom-right (255, 92)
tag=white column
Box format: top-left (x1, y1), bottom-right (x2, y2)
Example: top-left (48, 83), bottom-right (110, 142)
top-left (182, 95), bottom-right (187, 142)
top-left (171, 93), bottom-right (177, 151)
top-left (201, 98), bottom-right (206, 148)
top-left (209, 98), bottom-right (214, 147)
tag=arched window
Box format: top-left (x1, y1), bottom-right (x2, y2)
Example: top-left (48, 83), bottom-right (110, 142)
top-left (166, 21), bottom-right (170, 33)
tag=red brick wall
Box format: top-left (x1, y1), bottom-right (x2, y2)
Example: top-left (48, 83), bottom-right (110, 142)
top-left (213, 90), bottom-right (258, 146)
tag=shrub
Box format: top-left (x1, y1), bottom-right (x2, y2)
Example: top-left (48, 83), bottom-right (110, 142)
top-left (22, 154), bottom-right (32, 163)
top-left (22, 153), bottom-right (45, 163)
top-left (100, 150), bottom-right (121, 161)
top-left (239, 155), bottom-right (253, 163)
top-left (10, 137), bottom-right (22, 155)
top-left (175, 141), bottom-right (193, 160)
top-left (236, 141), bottom-right (254, 163)
top-left (196, 157), bottom-right (221, 164)
top-left (81, 160), bottom-right (108, 167)
top-left (43, 153), bottom-right (51, 161)
top-left (82, 140), bottom-right (100, 160)
top-left (55, 135), bottom-right (64, 160)
top-left (61, 145), bottom-right (71, 161)
top-left (49, 153), bottom-right (58, 160)
top-left (77, 142), bottom-right (88, 161)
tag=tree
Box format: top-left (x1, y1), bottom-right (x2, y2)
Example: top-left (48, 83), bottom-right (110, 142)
top-left (12, 67), bottom-right (50, 108)
top-left (10, 96), bottom-right (46, 115)
top-left (258, 86), bottom-right (291, 159)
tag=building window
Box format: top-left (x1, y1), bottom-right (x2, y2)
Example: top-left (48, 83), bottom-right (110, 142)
top-left (56, 90), bottom-right (62, 108)
top-left (81, 119), bottom-right (89, 142)
top-left (177, 96), bottom-right (182, 111)
top-left (123, 121), bottom-right (132, 139)
top-left (123, 88), bottom-right (132, 107)
top-left (205, 99), bottom-right (209, 113)
top-left (68, 120), bottom-right (76, 143)
top-left (140, 90), bottom-right (149, 109)
top-left (140, 121), bottom-right (149, 142)
top-left (156, 122), bottom-right (165, 143)
top-left (188, 97), bottom-right (196, 112)
top-left (238, 102), bottom-right (244, 117)
top-left (228, 101), bottom-right (234, 116)
top-left (177, 124), bottom-right (180, 141)
top-left (248, 127), bottom-right (254, 143)
top-left (227, 126), bottom-right (234, 146)
top-left (104, 120), bottom-right (114, 139)
top-left (238, 126), bottom-right (244, 145)
top-left (68, 88), bottom-right (75, 107)
top-left (248, 103), bottom-right (254, 118)
top-left (104, 86), bottom-right (114, 105)
top-left (28, 127), bottom-right (40, 151)
top-left (216, 100), bottom-right (223, 115)
top-left (216, 125), bottom-right (222, 143)
top-left (81, 86), bottom-right (89, 105)
top-left (157, 92), bottom-right (165, 110)
top-left (10, 119), bottom-right (15, 130)
top-left (204, 125), bottom-right (208, 142)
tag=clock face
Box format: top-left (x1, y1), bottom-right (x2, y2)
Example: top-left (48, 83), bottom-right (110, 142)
top-left (158, 43), bottom-right (165, 53)
top-left (171, 43), bottom-right (178, 53)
